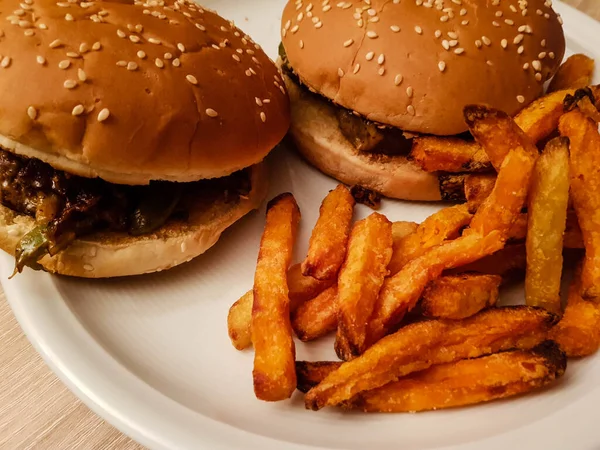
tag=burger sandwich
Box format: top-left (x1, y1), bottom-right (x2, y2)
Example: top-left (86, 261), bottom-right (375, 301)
top-left (0, 0), bottom-right (289, 277)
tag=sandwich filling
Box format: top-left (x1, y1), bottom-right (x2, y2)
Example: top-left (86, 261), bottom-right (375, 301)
top-left (0, 148), bottom-right (251, 274)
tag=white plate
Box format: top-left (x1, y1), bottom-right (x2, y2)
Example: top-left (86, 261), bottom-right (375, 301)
top-left (2, 2), bottom-right (600, 449)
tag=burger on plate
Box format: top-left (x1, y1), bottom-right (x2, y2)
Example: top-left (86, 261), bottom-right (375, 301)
top-left (0, 0), bottom-right (289, 277)
top-left (279, 0), bottom-right (565, 201)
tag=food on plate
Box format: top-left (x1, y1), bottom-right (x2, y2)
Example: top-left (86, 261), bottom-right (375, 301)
top-left (2, 0), bottom-right (289, 278)
top-left (292, 285), bottom-right (338, 342)
top-left (464, 174), bottom-right (497, 214)
top-left (388, 204), bottom-right (472, 275)
top-left (305, 306), bottom-right (558, 411)
top-left (411, 137), bottom-right (492, 173)
top-left (564, 87), bottom-right (600, 123)
top-left (392, 221), bottom-right (419, 242)
top-left (450, 244), bottom-right (527, 278)
top-left (421, 274), bottom-right (501, 320)
top-left (298, 341), bottom-right (566, 413)
top-left (550, 264), bottom-right (600, 357)
top-left (549, 54), bottom-right (596, 92)
top-left (252, 194), bottom-right (300, 401)
top-left (278, 0), bottom-right (565, 200)
top-left (525, 138), bottom-right (570, 314)
top-left (559, 105), bottom-right (600, 300)
top-left (228, 263), bottom-right (333, 350)
top-left (302, 185), bottom-right (355, 280)
top-left (350, 185), bottom-right (382, 210)
top-left (335, 213), bottom-right (392, 360)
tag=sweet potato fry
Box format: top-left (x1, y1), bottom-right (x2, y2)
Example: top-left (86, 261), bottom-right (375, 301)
top-left (507, 213), bottom-right (528, 242)
top-left (252, 193), bottom-right (301, 401)
top-left (388, 204), bottom-right (472, 275)
top-left (464, 173), bottom-right (496, 213)
top-left (336, 213), bottom-right (393, 360)
top-left (301, 185), bottom-right (355, 281)
top-left (369, 231), bottom-right (505, 344)
top-left (564, 87), bottom-right (600, 123)
top-left (392, 221), bottom-right (419, 243)
top-left (548, 54), bottom-right (595, 93)
top-left (525, 138), bottom-right (570, 314)
top-left (305, 306), bottom-right (558, 410)
top-left (227, 263), bottom-right (333, 350)
top-left (449, 244), bottom-right (526, 277)
top-left (420, 274), bottom-right (501, 320)
top-left (560, 110), bottom-right (600, 300)
top-left (292, 285), bottom-right (338, 341)
top-left (411, 136), bottom-right (492, 173)
top-left (297, 341), bottom-right (567, 411)
top-left (465, 106), bottom-right (539, 171)
top-left (345, 341), bottom-right (566, 413)
top-left (550, 264), bottom-right (600, 357)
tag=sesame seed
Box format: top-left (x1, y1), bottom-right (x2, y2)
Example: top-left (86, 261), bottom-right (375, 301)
top-left (495, 10), bottom-right (503, 17)
top-left (49, 39), bottom-right (63, 48)
top-left (475, 40), bottom-right (482, 48)
top-left (164, 53), bottom-right (173, 60)
top-left (517, 95), bottom-right (525, 103)
top-left (549, 52), bottom-right (555, 59)
top-left (155, 58), bottom-right (164, 68)
top-left (127, 62), bottom-right (138, 71)
top-left (36, 55), bottom-right (46, 65)
top-left (58, 59), bottom-right (70, 70)
top-left (195, 23), bottom-right (206, 31)
top-left (414, 26), bottom-right (422, 34)
top-left (172, 58), bottom-right (181, 67)
top-left (65, 13), bottom-right (73, 21)
top-left (518, 45), bottom-right (524, 54)
top-left (394, 74), bottom-right (403, 86)
top-left (78, 68), bottom-right (86, 81)
top-left (366, 31), bottom-right (378, 38)
top-left (492, 21), bottom-right (500, 27)
top-left (447, 31), bottom-right (458, 39)
top-left (116, 60), bottom-right (127, 67)
top-left (206, 108), bottom-right (218, 117)
top-left (378, 54), bottom-right (385, 64)
top-left (63, 80), bottom-right (77, 89)
top-left (532, 60), bottom-right (542, 71)
top-left (514, 34), bottom-right (524, 44)
top-left (232, 54), bottom-right (241, 62)
top-left (406, 86), bottom-right (413, 97)
top-left (299, 40), bottom-right (304, 48)
top-left (72, 104), bottom-right (84, 116)
top-left (523, 63), bottom-right (530, 70)
top-left (378, 67), bottom-right (385, 76)
top-left (92, 42), bottom-right (101, 51)
top-left (482, 36), bottom-right (491, 46)
top-left (117, 29), bottom-right (126, 38)
top-left (260, 112), bottom-right (267, 123)
top-left (487, 60), bottom-right (493, 66)
top-left (438, 61), bottom-right (446, 72)
top-left (128, 35), bottom-right (141, 43)
top-left (505, 19), bottom-right (514, 25)
top-left (24, 29), bottom-right (34, 37)
top-left (539, 52), bottom-right (547, 59)
top-left (448, 40), bottom-right (458, 47)
top-left (19, 20), bottom-right (32, 28)
top-left (137, 50), bottom-right (146, 59)
top-left (255, 97), bottom-right (263, 107)
top-left (148, 38), bottom-right (161, 45)
top-left (442, 40), bottom-right (450, 50)
top-left (315, 21), bottom-right (323, 28)
top-left (353, 63), bottom-right (360, 74)
top-left (0, 56), bottom-right (11, 69)
top-left (343, 39), bottom-right (354, 47)
top-left (501, 39), bottom-right (508, 48)
top-left (366, 51), bottom-right (374, 61)
top-left (535, 73), bottom-right (543, 81)
top-left (291, 25), bottom-right (299, 33)
top-left (391, 25), bottom-right (400, 32)
top-left (136, 24), bottom-right (143, 33)
top-left (177, 43), bottom-right (186, 52)
top-left (27, 106), bottom-right (37, 120)
top-left (338, 68), bottom-right (344, 77)
top-left (97, 108), bottom-right (110, 122)
top-left (454, 48), bottom-right (465, 54)
top-left (79, 43), bottom-right (89, 53)
top-left (407, 105), bottom-right (415, 115)
top-left (38, 23), bottom-right (48, 30)
top-left (434, 30), bottom-right (442, 38)
top-left (440, 15), bottom-right (449, 22)
top-left (66, 52), bottom-right (79, 58)
top-left (186, 74), bottom-right (198, 85)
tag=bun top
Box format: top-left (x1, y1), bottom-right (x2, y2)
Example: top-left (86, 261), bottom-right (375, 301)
top-left (281, 0), bottom-right (566, 135)
top-left (0, 0), bottom-right (289, 185)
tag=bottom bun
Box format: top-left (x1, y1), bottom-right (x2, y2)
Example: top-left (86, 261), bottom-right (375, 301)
top-left (283, 73), bottom-right (442, 202)
top-left (0, 162), bottom-right (268, 278)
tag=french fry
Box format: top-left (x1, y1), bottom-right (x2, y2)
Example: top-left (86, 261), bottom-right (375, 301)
top-left (550, 265), bottom-right (600, 357)
top-left (301, 185), bottom-right (355, 281)
top-left (464, 173), bottom-right (496, 213)
top-left (305, 306), bottom-right (558, 410)
top-left (564, 87), bottom-right (600, 123)
top-left (292, 285), bottom-right (338, 341)
top-left (335, 213), bottom-right (393, 360)
top-left (525, 138), bottom-right (570, 314)
top-left (560, 110), bottom-right (600, 300)
top-left (388, 204), bottom-right (472, 275)
top-left (392, 221), bottom-right (419, 243)
top-left (507, 213), bottom-right (528, 242)
top-left (227, 263), bottom-right (333, 350)
top-left (252, 193), bottom-right (301, 401)
top-left (564, 213), bottom-right (584, 249)
top-left (449, 244), bottom-right (526, 277)
top-left (421, 274), bottom-right (501, 320)
top-left (299, 342), bottom-right (566, 413)
top-left (548, 54), bottom-right (595, 93)
top-left (411, 136), bottom-right (492, 173)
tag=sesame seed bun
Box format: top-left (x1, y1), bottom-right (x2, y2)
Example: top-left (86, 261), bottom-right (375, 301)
top-left (0, 0), bottom-right (289, 184)
top-left (0, 163), bottom-right (268, 278)
top-left (281, 0), bottom-right (565, 135)
top-left (284, 73), bottom-right (442, 201)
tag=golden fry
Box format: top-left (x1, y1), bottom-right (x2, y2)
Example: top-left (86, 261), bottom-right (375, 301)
top-left (227, 263), bottom-right (333, 350)
top-left (252, 193), bottom-right (301, 401)
top-left (560, 110), bottom-right (600, 300)
top-left (450, 244), bottom-right (526, 277)
top-left (388, 204), bottom-right (472, 275)
top-left (421, 274), bottom-right (501, 320)
top-left (550, 265), bottom-right (600, 357)
top-left (305, 306), bottom-right (558, 411)
top-left (525, 138), bottom-right (570, 314)
top-left (548, 54), bottom-right (595, 93)
top-left (345, 342), bottom-right (566, 413)
top-left (336, 213), bottom-right (393, 360)
top-left (564, 213), bottom-right (584, 249)
top-left (298, 342), bottom-right (566, 412)
top-left (507, 213), bottom-right (528, 242)
top-left (411, 136), bottom-right (491, 173)
top-left (464, 173), bottom-right (496, 213)
top-left (392, 221), bottom-right (419, 243)
top-left (292, 285), bottom-right (338, 341)
top-left (302, 185), bottom-right (355, 281)
top-left (369, 231), bottom-right (505, 344)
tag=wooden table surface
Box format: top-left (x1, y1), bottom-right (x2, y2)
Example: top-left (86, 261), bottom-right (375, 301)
top-left (1, 2), bottom-right (599, 449)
